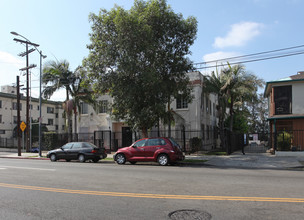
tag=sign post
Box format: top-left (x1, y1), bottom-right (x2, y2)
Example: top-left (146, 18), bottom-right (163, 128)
top-left (20, 121), bottom-right (26, 132)
top-left (20, 122), bottom-right (26, 152)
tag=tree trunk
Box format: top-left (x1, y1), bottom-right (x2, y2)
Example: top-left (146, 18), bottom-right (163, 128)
top-left (229, 97), bottom-right (234, 131)
top-left (167, 102), bottom-right (171, 138)
top-left (68, 112), bottom-right (72, 142)
top-left (141, 127), bottom-right (148, 138)
top-left (74, 108), bottom-right (77, 136)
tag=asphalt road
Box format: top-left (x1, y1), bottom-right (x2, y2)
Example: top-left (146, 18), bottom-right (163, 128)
top-left (0, 158), bottom-right (303, 220)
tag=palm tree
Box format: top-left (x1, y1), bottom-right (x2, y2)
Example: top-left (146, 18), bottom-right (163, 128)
top-left (204, 64), bottom-right (264, 152)
top-left (222, 64), bottom-right (264, 131)
top-left (42, 60), bottom-right (74, 141)
top-left (69, 66), bottom-right (95, 135)
top-left (203, 69), bottom-right (229, 150)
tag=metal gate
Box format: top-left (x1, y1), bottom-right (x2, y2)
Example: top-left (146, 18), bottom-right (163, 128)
top-left (94, 130), bottom-right (112, 153)
top-left (245, 133), bottom-right (269, 153)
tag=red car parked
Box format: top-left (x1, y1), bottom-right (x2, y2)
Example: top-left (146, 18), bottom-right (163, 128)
top-left (113, 137), bottom-right (184, 166)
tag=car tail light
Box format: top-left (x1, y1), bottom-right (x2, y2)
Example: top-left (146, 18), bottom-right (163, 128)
top-left (91, 149), bottom-right (98, 153)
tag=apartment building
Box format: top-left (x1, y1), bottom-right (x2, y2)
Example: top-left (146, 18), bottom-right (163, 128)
top-left (75, 71), bottom-right (219, 150)
top-left (264, 71), bottom-right (304, 150)
top-left (0, 85), bottom-right (65, 139)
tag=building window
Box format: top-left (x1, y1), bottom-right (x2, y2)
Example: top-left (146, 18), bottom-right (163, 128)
top-left (56, 125), bottom-right (58, 130)
top-left (56, 113), bottom-right (58, 118)
top-left (206, 125), bottom-right (210, 140)
top-left (206, 98), bottom-right (209, 113)
top-left (47, 107), bottom-right (54, 114)
top-left (176, 95), bottom-right (188, 109)
top-left (37, 105), bottom-right (40, 110)
top-left (80, 102), bottom-right (88, 114)
top-left (0, 100), bottom-right (2, 108)
top-left (274, 86), bottom-right (292, 115)
top-left (98, 100), bottom-right (108, 113)
top-left (29, 104), bottom-right (33, 110)
top-left (209, 100), bottom-right (212, 115)
top-left (48, 119), bottom-right (54, 125)
top-left (12, 102), bottom-right (22, 111)
top-left (0, 130), bottom-right (5, 134)
top-left (0, 115), bottom-right (2, 123)
top-left (62, 125), bottom-right (65, 130)
top-left (13, 116), bottom-right (17, 124)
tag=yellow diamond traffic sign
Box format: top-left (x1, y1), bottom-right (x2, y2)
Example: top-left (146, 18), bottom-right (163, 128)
top-left (20, 121), bottom-right (26, 132)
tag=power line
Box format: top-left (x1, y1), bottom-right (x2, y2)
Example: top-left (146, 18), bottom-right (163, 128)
top-left (195, 44), bottom-right (304, 65)
top-left (195, 50), bottom-right (304, 69)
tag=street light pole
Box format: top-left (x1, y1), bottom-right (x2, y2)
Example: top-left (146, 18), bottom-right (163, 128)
top-left (11, 31), bottom-right (46, 157)
top-left (38, 51), bottom-right (47, 157)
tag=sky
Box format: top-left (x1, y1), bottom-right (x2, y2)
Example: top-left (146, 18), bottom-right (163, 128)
top-left (1, 0), bottom-right (304, 101)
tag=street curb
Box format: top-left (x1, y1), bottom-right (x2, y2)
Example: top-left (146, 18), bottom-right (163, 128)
top-left (0, 156), bottom-right (208, 166)
top-left (0, 156), bottom-right (49, 160)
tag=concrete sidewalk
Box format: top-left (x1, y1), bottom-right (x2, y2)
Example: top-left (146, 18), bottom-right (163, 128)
top-left (186, 151), bottom-right (304, 169)
top-left (0, 148), bottom-right (303, 169)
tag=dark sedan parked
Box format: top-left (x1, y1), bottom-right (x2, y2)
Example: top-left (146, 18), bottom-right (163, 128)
top-left (47, 142), bottom-right (107, 163)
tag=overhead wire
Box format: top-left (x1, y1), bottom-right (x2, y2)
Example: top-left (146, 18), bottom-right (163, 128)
top-left (194, 44), bottom-right (304, 69)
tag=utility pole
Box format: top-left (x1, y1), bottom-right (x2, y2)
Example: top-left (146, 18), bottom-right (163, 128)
top-left (25, 43), bottom-right (30, 152)
top-left (13, 38), bottom-right (38, 152)
top-left (16, 76), bottom-right (21, 156)
top-left (11, 32), bottom-right (46, 156)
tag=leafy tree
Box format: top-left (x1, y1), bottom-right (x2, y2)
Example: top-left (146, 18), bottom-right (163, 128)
top-left (225, 110), bottom-right (249, 133)
top-left (247, 93), bottom-right (269, 133)
top-left (83, 0), bottom-right (197, 136)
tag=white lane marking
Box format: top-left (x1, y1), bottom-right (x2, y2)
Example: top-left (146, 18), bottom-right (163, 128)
top-left (0, 166), bottom-right (55, 171)
top-left (0, 168), bottom-right (7, 170)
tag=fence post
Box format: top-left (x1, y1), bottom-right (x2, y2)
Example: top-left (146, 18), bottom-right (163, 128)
top-left (274, 131), bottom-right (277, 151)
top-left (109, 131), bottom-right (112, 152)
top-left (182, 126), bottom-right (186, 152)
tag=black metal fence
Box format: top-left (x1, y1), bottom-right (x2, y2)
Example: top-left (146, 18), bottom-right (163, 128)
top-left (2, 130), bottom-right (303, 154)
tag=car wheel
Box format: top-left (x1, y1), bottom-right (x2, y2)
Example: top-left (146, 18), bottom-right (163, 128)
top-left (92, 158), bottom-right (99, 163)
top-left (66, 159), bottom-right (71, 162)
top-left (130, 161), bottom-right (137, 165)
top-left (50, 154), bottom-right (57, 162)
top-left (78, 154), bottom-right (86, 163)
top-left (115, 153), bottom-right (126, 165)
top-left (158, 154), bottom-right (169, 166)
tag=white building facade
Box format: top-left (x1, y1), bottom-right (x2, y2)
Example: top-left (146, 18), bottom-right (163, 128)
top-left (0, 85), bottom-right (65, 140)
top-left (75, 71), bottom-right (219, 150)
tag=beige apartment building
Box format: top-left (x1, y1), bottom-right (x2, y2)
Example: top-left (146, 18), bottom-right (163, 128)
top-left (75, 71), bottom-right (219, 150)
top-left (0, 85), bottom-right (65, 140)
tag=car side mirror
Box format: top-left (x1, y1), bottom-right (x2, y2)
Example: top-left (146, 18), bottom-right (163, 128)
top-left (132, 145), bottom-right (137, 148)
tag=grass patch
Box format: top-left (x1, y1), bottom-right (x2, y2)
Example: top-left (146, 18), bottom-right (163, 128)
top-left (27, 156), bottom-right (47, 158)
top-left (103, 157), bottom-right (114, 161)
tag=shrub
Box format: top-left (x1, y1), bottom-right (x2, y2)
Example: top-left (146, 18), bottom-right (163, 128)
top-left (277, 131), bottom-right (291, 151)
top-left (190, 137), bottom-right (202, 153)
top-left (43, 132), bottom-right (58, 151)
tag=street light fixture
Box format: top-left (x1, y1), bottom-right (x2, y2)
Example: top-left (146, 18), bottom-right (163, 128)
top-left (11, 31), bottom-right (47, 157)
